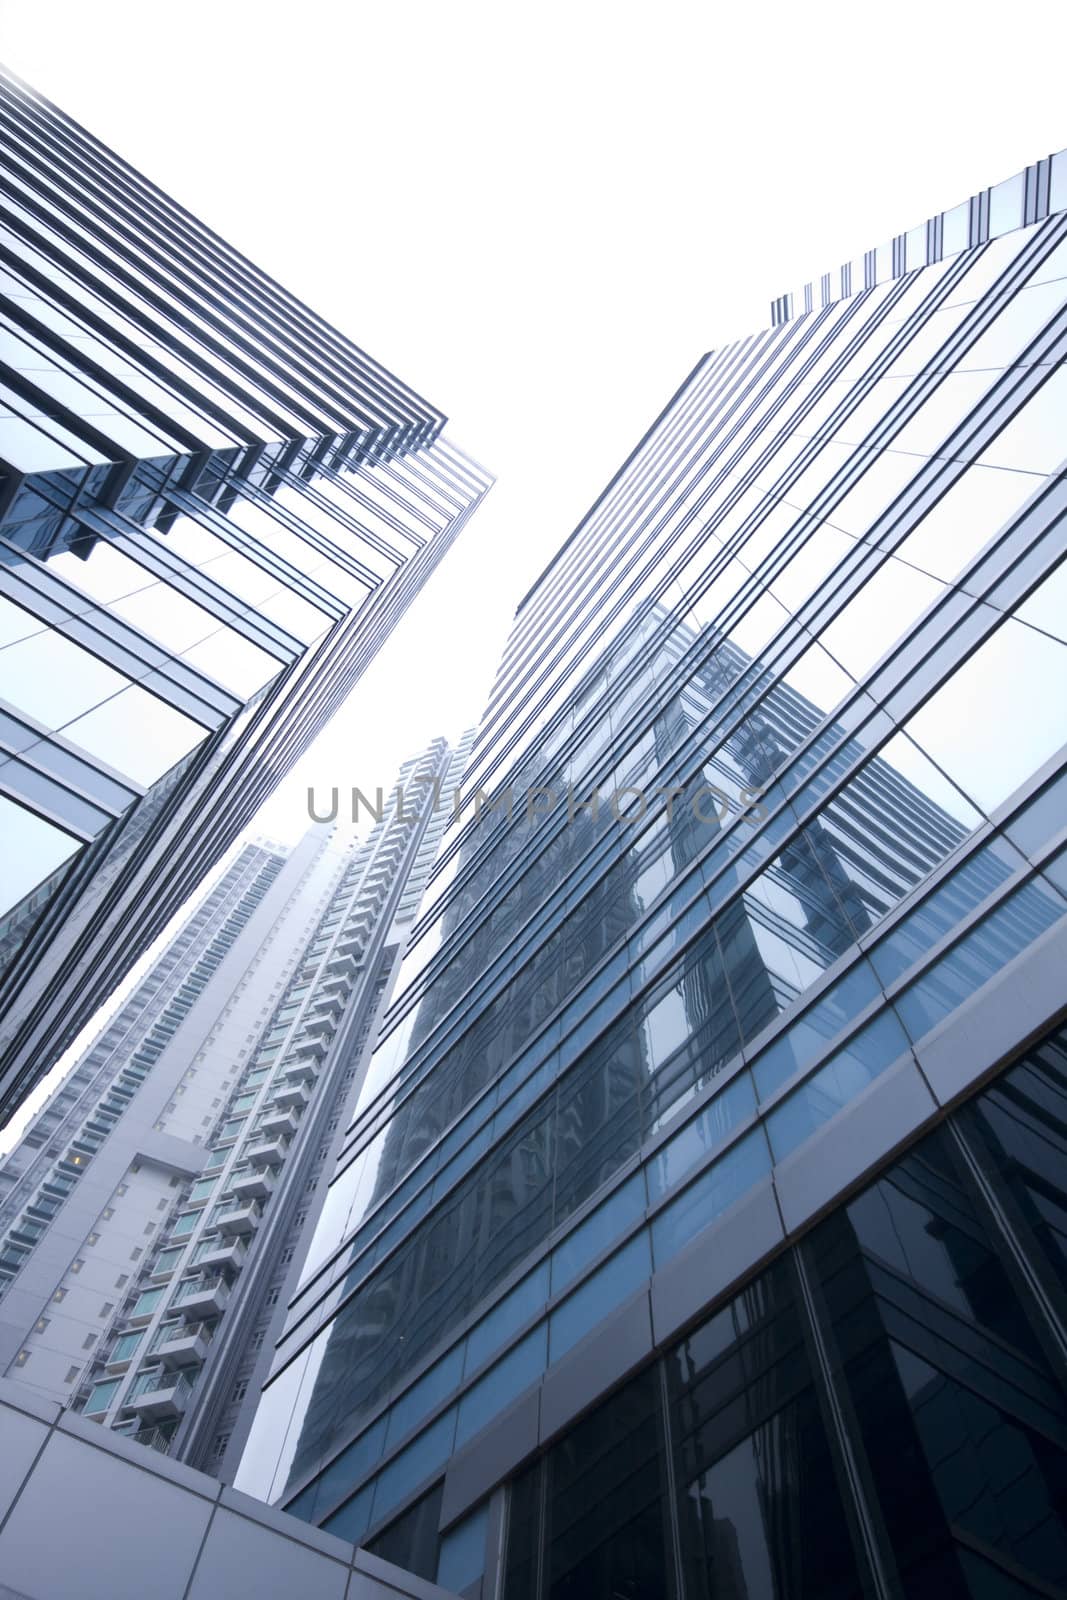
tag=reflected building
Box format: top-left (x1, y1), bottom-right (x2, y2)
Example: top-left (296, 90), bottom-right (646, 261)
top-left (0, 66), bottom-right (491, 1127)
top-left (237, 149), bottom-right (1067, 1597)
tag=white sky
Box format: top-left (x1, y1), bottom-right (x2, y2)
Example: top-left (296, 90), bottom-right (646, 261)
top-left (0, 0), bottom-right (1064, 1148)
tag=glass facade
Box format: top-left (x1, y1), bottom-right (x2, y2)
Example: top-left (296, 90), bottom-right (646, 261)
top-left (0, 67), bottom-right (491, 1126)
top-left (491, 1025), bottom-right (1067, 1599)
top-left (228, 154), bottom-right (1067, 1594)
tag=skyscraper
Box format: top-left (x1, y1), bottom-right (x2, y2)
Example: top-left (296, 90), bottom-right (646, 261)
top-left (0, 737), bottom-right (473, 1476)
top-left (0, 66), bottom-right (491, 1126)
top-left (236, 147), bottom-right (1067, 1598)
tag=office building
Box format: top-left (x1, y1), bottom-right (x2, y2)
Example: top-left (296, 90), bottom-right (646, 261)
top-left (0, 736), bottom-right (472, 1482)
top-left (236, 148), bottom-right (1067, 1599)
top-left (0, 65), bottom-right (491, 1127)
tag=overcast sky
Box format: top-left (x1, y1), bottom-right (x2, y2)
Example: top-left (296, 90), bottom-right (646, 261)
top-left (0, 0), bottom-right (1064, 1147)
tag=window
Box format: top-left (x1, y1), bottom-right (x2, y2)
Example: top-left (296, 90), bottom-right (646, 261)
top-left (82, 1333), bottom-right (96, 1350)
top-left (130, 1287), bottom-right (164, 1318)
top-left (98, 1301), bottom-right (113, 1318)
top-left (83, 1378), bottom-right (120, 1415)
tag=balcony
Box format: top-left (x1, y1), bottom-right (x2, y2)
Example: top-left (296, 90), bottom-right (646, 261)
top-left (273, 1082), bottom-right (310, 1112)
top-left (172, 1276), bottom-right (229, 1319)
top-left (125, 1369), bottom-right (193, 1423)
top-left (231, 1168), bottom-right (273, 1202)
top-left (192, 1236), bottom-right (246, 1273)
top-left (148, 1321), bottom-right (211, 1368)
top-left (133, 1426), bottom-right (175, 1454)
top-left (302, 1012), bottom-right (334, 1037)
top-left (289, 1034), bottom-right (327, 1063)
top-left (258, 1106), bottom-right (298, 1139)
top-left (310, 989), bottom-right (345, 1020)
top-left (244, 1137), bottom-right (286, 1168)
top-left (324, 949), bottom-right (358, 978)
top-left (281, 1057), bottom-right (317, 1087)
top-left (215, 1201), bottom-right (261, 1237)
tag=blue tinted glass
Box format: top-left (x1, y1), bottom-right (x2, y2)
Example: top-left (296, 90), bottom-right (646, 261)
top-left (437, 1501), bottom-right (490, 1591)
top-left (549, 1231), bottom-right (652, 1361)
top-left (766, 1010), bottom-right (910, 1160)
top-left (464, 1263), bottom-right (549, 1375)
top-left (896, 879), bottom-right (1066, 1042)
top-left (651, 1129), bottom-right (771, 1266)
top-left (752, 961), bottom-right (881, 1100)
top-left (312, 1415), bottom-right (387, 1518)
top-left (551, 1172), bottom-right (646, 1292)
top-left (1006, 770), bottom-right (1067, 858)
top-left (869, 838), bottom-right (1022, 987)
top-left (455, 1326), bottom-right (548, 1449)
top-left (373, 1407), bottom-right (456, 1525)
top-left (646, 1071), bottom-right (756, 1202)
top-left (385, 1344), bottom-right (464, 1447)
top-left (323, 1483), bottom-right (375, 1545)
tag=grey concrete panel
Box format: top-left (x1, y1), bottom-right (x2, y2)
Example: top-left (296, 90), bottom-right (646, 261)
top-left (539, 1290), bottom-right (652, 1444)
top-left (650, 1177), bottom-right (785, 1349)
top-left (57, 1407), bottom-right (219, 1499)
top-left (440, 1387), bottom-right (539, 1531)
top-left (916, 919), bottom-right (1067, 1108)
top-left (219, 1483), bottom-right (355, 1565)
top-left (0, 1405), bottom-right (48, 1524)
top-left (351, 1547), bottom-right (460, 1600)
top-left (0, 1428), bottom-right (213, 1600)
top-left (773, 1055), bottom-right (936, 1235)
top-left (186, 1505), bottom-right (349, 1600)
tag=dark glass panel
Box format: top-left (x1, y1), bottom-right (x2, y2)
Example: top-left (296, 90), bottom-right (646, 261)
top-left (366, 1481), bottom-right (444, 1583)
top-left (545, 1367), bottom-right (673, 1600)
top-left (666, 1261), bottom-right (865, 1600)
top-left (807, 1124), bottom-right (1067, 1597)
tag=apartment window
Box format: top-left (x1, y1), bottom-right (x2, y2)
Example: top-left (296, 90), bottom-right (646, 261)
top-left (13, 1349), bottom-right (30, 1366)
top-left (143, 1222), bottom-right (155, 1236)
top-left (34, 1316), bottom-right (49, 1333)
top-left (64, 1365), bottom-right (80, 1384)
top-left (130, 1287), bottom-right (164, 1317)
top-left (114, 1273), bottom-right (128, 1289)
top-left (156, 1198), bottom-right (168, 1211)
top-left (169, 1175), bottom-right (181, 1188)
top-left (87, 1232), bottom-right (99, 1246)
top-left (111, 1331), bottom-right (142, 1361)
top-left (52, 1286), bottom-right (66, 1302)
top-left (99, 1301), bottom-right (113, 1318)
top-left (129, 1247), bottom-right (142, 1261)
top-left (213, 1433), bottom-right (230, 1457)
top-left (232, 1379), bottom-right (248, 1402)
top-left (83, 1378), bottom-right (120, 1414)
top-left (71, 1258), bottom-right (84, 1274)
top-left (82, 1333), bottom-right (96, 1350)
top-left (102, 1206), bottom-right (114, 1220)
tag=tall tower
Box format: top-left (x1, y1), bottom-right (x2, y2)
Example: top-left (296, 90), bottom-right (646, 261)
top-left (0, 67), bottom-right (491, 1126)
top-left (0, 736), bottom-right (473, 1482)
top-left (236, 148), bottom-right (1067, 1599)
